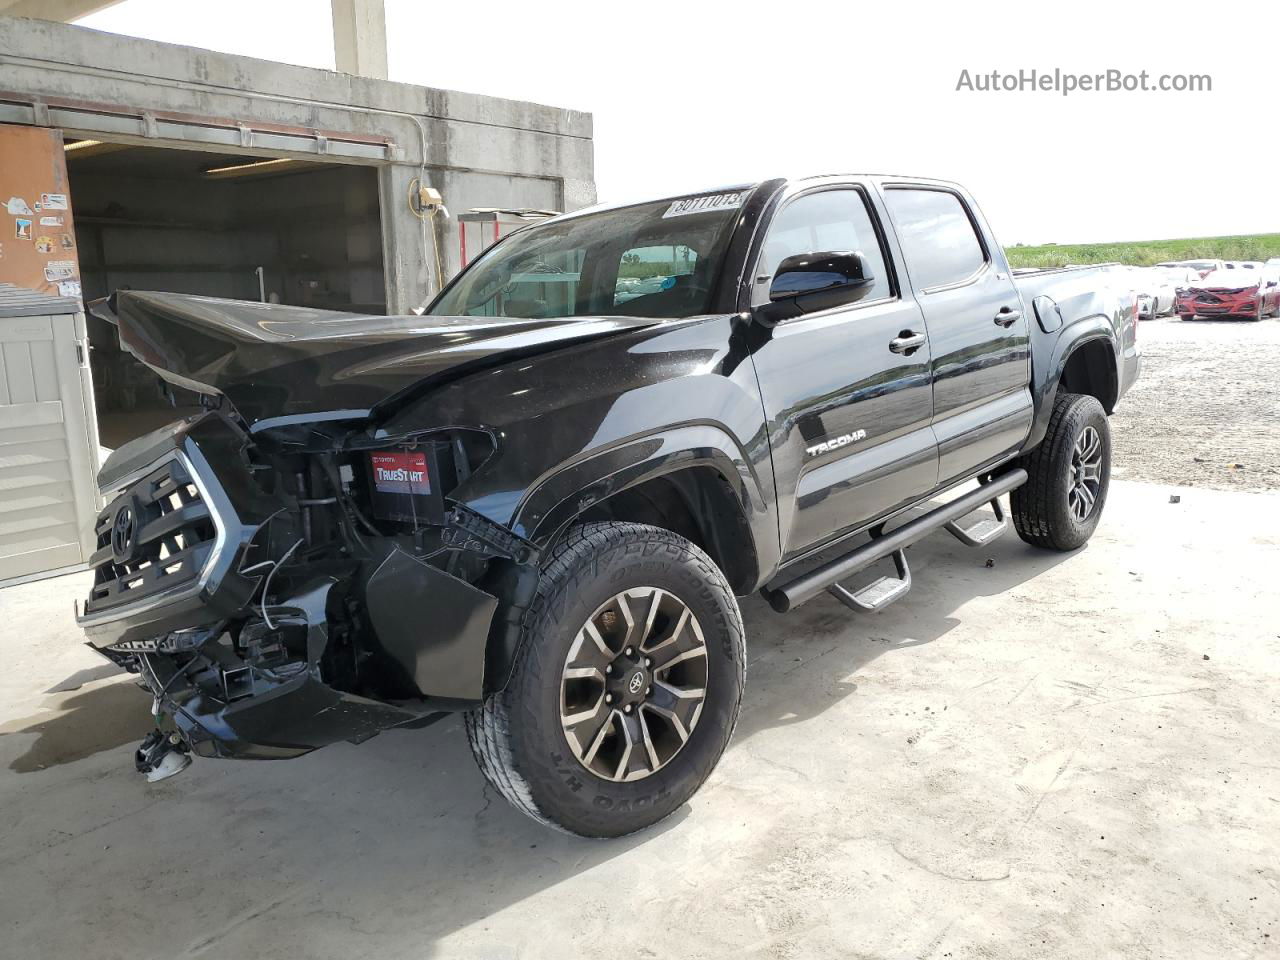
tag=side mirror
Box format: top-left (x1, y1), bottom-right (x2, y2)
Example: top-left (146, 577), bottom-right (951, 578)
top-left (755, 251), bottom-right (875, 324)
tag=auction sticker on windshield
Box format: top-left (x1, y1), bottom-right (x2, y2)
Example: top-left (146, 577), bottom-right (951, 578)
top-left (370, 451), bottom-right (431, 495)
top-left (663, 191), bottom-right (745, 218)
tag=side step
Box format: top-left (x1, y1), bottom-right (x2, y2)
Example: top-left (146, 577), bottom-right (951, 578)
top-left (944, 494), bottom-right (1008, 547)
top-left (762, 468), bottom-right (1027, 614)
top-left (827, 548), bottom-right (912, 612)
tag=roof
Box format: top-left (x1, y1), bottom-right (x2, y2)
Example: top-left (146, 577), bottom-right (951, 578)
top-left (0, 283), bottom-right (82, 318)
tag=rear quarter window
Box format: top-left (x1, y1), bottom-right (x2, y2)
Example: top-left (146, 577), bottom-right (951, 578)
top-left (884, 188), bottom-right (987, 290)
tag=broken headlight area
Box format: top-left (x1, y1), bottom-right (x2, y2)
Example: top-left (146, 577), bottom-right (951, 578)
top-left (88, 417), bottom-right (536, 764)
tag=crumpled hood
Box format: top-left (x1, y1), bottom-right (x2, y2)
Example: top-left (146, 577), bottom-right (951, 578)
top-left (1193, 271), bottom-right (1260, 292)
top-left (106, 291), bottom-right (667, 428)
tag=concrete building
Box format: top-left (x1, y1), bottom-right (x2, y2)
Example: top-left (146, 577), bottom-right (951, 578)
top-left (0, 9), bottom-right (594, 583)
top-left (0, 15), bottom-right (595, 312)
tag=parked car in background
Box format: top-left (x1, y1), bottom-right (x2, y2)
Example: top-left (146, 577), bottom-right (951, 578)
top-left (1177, 268), bottom-right (1279, 321)
top-left (1156, 265), bottom-right (1202, 317)
top-left (1158, 259), bottom-right (1223, 279)
top-left (1135, 266), bottom-right (1180, 318)
top-left (1264, 263), bottom-right (1280, 304)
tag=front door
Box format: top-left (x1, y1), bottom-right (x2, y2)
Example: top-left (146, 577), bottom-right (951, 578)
top-left (749, 185), bottom-right (938, 562)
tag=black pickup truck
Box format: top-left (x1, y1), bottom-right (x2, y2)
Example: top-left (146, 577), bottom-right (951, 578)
top-left (81, 176), bottom-right (1139, 837)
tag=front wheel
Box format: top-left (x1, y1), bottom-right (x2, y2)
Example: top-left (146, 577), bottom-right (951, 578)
top-left (1011, 392), bottom-right (1112, 551)
top-left (466, 521), bottom-right (746, 837)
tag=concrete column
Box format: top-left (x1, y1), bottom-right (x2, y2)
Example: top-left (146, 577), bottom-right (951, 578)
top-left (330, 0), bottom-right (388, 80)
top-left (378, 164), bottom-right (434, 314)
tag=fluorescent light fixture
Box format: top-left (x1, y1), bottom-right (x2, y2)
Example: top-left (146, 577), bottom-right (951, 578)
top-left (204, 157), bottom-right (297, 178)
top-left (62, 140), bottom-right (133, 158)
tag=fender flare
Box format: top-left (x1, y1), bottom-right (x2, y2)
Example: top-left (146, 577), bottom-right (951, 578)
top-left (1024, 314), bottom-right (1119, 451)
top-left (476, 424), bottom-right (772, 695)
top-left (512, 422), bottom-right (773, 560)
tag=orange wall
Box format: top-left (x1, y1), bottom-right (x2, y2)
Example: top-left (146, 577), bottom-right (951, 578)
top-left (0, 124), bottom-right (83, 299)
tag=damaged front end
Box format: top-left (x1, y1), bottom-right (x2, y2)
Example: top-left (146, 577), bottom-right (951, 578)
top-left (78, 406), bottom-right (538, 764)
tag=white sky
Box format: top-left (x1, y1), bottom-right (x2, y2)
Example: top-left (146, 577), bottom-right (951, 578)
top-left (78, 0), bottom-right (1277, 245)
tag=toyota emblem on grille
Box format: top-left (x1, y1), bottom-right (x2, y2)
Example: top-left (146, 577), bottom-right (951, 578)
top-left (111, 503), bottom-right (136, 563)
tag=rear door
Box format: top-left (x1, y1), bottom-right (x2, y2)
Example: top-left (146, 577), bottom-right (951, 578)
top-left (880, 182), bottom-right (1032, 485)
top-left (749, 182), bottom-right (938, 561)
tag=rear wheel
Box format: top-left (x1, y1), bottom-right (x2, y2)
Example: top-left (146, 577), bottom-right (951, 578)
top-left (1011, 392), bottom-right (1111, 551)
top-left (466, 521), bottom-right (746, 837)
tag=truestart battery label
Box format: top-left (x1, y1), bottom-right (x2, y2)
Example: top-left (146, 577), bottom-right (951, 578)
top-left (370, 451), bottom-right (431, 495)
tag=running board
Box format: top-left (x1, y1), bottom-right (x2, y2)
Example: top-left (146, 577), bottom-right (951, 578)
top-left (762, 468), bottom-right (1027, 614)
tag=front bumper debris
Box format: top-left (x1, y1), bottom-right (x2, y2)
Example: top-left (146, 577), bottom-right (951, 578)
top-left (79, 410), bottom-right (530, 763)
top-left (120, 578), bottom-right (426, 759)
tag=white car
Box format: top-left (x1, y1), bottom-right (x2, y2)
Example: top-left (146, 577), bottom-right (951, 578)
top-left (1135, 266), bottom-right (1189, 318)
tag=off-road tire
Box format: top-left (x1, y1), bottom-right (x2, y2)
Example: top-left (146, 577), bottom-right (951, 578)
top-left (1011, 392), bottom-right (1111, 551)
top-left (465, 521), bottom-right (746, 838)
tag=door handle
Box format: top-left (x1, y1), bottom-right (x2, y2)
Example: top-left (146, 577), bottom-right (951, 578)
top-left (889, 331), bottom-right (926, 355)
top-left (994, 307), bottom-right (1021, 327)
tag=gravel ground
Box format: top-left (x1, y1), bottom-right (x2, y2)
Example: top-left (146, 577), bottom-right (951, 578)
top-left (1111, 315), bottom-right (1280, 491)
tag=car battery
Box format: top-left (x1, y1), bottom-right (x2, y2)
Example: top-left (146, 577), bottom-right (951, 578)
top-left (366, 442), bottom-right (449, 525)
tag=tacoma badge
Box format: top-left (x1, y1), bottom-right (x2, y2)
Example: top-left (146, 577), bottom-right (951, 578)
top-left (806, 429), bottom-right (867, 457)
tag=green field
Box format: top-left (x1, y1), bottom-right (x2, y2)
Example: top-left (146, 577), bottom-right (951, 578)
top-left (1005, 233), bottom-right (1280, 269)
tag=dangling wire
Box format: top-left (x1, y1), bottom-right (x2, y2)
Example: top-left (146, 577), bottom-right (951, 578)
top-left (260, 538), bottom-right (303, 631)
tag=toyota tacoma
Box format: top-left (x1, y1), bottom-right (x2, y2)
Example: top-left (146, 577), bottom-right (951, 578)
top-left (80, 175), bottom-right (1140, 837)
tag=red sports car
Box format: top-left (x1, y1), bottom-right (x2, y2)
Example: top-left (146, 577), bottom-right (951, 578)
top-left (1177, 269), bottom-right (1280, 321)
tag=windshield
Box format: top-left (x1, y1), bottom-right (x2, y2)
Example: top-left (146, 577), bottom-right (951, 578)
top-left (427, 190), bottom-right (750, 320)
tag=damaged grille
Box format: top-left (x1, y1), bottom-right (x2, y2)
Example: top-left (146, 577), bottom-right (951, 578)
top-left (85, 455), bottom-right (219, 613)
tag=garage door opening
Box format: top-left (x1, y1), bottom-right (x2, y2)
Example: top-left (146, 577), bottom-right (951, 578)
top-left (64, 140), bottom-right (386, 449)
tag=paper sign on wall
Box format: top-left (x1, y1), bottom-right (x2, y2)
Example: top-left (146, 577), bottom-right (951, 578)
top-left (6, 196), bottom-right (33, 215)
top-left (35, 236), bottom-right (54, 254)
top-left (43, 259), bottom-right (75, 282)
top-left (15, 218), bottom-right (32, 239)
top-left (57, 280), bottom-right (82, 297)
top-left (39, 215), bottom-right (63, 227)
top-left (40, 193), bottom-right (68, 210)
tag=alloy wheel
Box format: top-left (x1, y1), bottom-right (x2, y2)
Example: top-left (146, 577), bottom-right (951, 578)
top-left (559, 587), bottom-right (708, 782)
top-left (1068, 425), bottom-right (1103, 522)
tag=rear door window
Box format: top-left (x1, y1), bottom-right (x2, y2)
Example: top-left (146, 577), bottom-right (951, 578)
top-left (884, 188), bottom-right (987, 290)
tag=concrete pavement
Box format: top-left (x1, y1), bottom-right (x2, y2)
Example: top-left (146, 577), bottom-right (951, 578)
top-left (2, 478), bottom-right (1277, 959)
